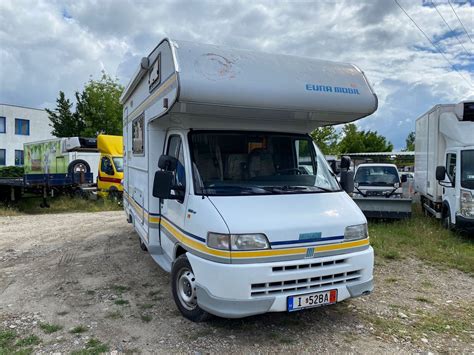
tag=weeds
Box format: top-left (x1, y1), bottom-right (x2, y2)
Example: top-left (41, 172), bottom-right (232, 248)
top-left (72, 338), bottom-right (109, 355)
top-left (70, 326), bottom-right (88, 334)
top-left (140, 314), bottom-right (152, 323)
top-left (39, 323), bottom-right (63, 334)
top-left (105, 310), bottom-right (123, 319)
top-left (114, 299), bottom-right (129, 306)
top-left (369, 207), bottom-right (474, 274)
top-left (15, 335), bottom-right (41, 347)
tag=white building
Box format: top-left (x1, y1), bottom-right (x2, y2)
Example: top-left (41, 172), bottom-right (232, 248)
top-left (0, 103), bottom-right (54, 166)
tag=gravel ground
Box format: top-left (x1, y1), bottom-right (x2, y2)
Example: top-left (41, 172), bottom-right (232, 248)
top-left (0, 211), bottom-right (473, 354)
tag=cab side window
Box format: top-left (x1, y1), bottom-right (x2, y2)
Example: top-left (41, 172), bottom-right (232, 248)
top-left (167, 135), bottom-right (186, 192)
top-left (101, 157), bottom-right (114, 175)
top-left (446, 153), bottom-right (456, 183)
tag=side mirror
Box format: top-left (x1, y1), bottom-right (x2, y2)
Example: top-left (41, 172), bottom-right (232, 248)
top-left (158, 155), bottom-right (178, 171)
top-left (340, 156), bottom-right (351, 170)
top-left (401, 174), bottom-right (408, 183)
top-left (340, 170), bottom-right (354, 194)
top-left (436, 166), bottom-right (446, 181)
top-left (152, 171), bottom-right (184, 201)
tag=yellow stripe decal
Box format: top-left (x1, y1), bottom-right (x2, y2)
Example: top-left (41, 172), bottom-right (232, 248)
top-left (124, 191), bottom-right (370, 259)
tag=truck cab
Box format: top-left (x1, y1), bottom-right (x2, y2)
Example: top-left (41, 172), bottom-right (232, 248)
top-left (415, 101), bottom-right (474, 233)
top-left (97, 135), bottom-right (124, 198)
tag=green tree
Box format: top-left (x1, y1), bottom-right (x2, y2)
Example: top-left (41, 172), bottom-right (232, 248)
top-left (77, 72), bottom-right (124, 136)
top-left (46, 91), bottom-right (85, 137)
top-left (338, 123), bottom-right (393, 153)
top-left (404, 131), bottom-right (415, 151)
top-left (310, 126), bottom-right (340, 155)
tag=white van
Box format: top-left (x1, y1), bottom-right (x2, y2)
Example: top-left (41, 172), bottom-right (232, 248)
top-left (121, 39), bottom-right (378, 321)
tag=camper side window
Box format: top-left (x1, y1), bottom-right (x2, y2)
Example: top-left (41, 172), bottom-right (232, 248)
top-left (132, 114), bottom-right (144, 155)
top-left (167, 135), bottom-right (186, 191)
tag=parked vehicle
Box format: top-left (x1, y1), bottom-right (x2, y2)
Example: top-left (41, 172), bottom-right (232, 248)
top-left (97, 134), bottom-right (123, 199)
top-left (121, 38), bottom-right (378, 321)
top-left (352, 163), bottom-right (411, 219)
top-left (23, 137), bottom-right (99, 187)
top-left (414, 101), bottom-right (474, 233)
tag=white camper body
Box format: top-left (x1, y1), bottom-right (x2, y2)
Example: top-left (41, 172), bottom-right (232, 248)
top-left (122, 38), bottom-right (377, 320)
top-left (414, 102), bottom-right (474, 232)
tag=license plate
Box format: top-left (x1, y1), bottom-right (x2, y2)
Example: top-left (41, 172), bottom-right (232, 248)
top-left (287, 289), bottom-right (337, 312)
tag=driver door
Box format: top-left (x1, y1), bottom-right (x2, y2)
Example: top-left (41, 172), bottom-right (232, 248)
top-left (444, 151), bottom-right (457, 221)
top-left (160, 133), bottom-right (189, 255)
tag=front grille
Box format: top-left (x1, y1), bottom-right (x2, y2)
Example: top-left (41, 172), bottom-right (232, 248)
top-left (272, 258), bottom-right (346, 272)
top-left (250, 270), bottom-right (361, 297)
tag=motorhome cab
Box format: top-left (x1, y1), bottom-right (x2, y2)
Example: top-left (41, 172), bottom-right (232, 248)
top-left (121, 39), bottom-right (378, 321)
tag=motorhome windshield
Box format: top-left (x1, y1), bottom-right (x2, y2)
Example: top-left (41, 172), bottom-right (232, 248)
top-left (461, 150), bottom-right (474, 189)
top-left (112, 157), bottom-right (124, 172)
top-left (354, 166), bottom-right (399, 186)
top-left (189, 131), bottom-right (340, 196)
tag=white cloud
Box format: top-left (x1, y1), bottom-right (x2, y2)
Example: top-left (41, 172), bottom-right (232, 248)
top-left (0, 0), bottom-right (473, 148)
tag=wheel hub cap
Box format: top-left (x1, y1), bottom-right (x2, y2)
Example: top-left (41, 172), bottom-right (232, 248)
top-left (177, 269), bottom-right (197, 310)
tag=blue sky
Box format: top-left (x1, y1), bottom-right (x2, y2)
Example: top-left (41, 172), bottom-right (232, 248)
top-left (0, 0), bottom-right (473, 149)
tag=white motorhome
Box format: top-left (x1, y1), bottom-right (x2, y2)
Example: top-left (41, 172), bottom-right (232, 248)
top-left (121, 39), bottom-right (378, 321)
top-left (415, 102), bottom-right (474, 232)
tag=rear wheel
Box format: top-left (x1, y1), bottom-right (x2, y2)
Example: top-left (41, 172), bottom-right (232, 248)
top-left (171, 255), bottom-right (210, 322)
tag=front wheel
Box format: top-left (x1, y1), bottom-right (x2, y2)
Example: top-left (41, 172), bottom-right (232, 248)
top-left (171, 255), bottom-right (210, 322)
top-left (442, 211), bottom-right (452, 230)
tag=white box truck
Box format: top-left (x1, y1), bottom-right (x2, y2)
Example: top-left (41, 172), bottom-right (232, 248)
top-left (121, 38), bottom-right (378, 321)
top-left (414, 102), bottom-right (474, 233)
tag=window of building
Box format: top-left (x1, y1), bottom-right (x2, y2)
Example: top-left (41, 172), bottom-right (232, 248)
top-left (15, 119), bottom-right (30, 135)
top-left (132, 114), bottom-right (144, 155)
top-left (0, 149), bottom-right (5, 166)
top-left (0, 117), bottom-right (5, 133)
top-left (15, 150), bottom-right (24, 166)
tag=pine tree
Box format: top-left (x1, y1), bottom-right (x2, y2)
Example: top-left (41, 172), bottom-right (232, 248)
top-left (46, 91), bottom-right (85, 137)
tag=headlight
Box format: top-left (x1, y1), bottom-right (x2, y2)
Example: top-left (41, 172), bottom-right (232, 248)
top-left (460, 190), bottom-right (474, 218)
top-left (344, 223), bottom-right (368, 241)
top-left (207, 233), bottom-right (270, 250)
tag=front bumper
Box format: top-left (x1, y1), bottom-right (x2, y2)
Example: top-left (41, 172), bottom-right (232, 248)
top-left (456, 215), bottom-right (474, 235)
top-left (188, 246), bottom-right (374, 318)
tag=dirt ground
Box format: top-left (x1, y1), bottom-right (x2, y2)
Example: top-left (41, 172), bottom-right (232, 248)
top-left (0, 211), bottom-right (473, 354)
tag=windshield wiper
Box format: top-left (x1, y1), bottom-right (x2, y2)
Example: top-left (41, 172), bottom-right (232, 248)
top-left (268, 185), bottom-right (336, 193)
top-left (204, 185), bottom-right (270, 195)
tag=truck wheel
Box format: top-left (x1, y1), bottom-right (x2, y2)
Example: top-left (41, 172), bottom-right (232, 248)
top-left (171, 255), bottom-right (210, 322)
top-left (442, 211), bottom-right (452, 230)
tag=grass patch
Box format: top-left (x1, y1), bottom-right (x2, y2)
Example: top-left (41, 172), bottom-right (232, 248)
top-left (365, 303), bottom-right (473, 341)
top-left (39, 323), bottom-right (63, 334)
top-left (72, 338), bottom-right (109, 355)
top-left (0, 330), bottom-right (17, 352)
top-left (0, 196), bottom-right (122, 216)
top-left (85, 290), bottom-right (95, 296)
top-left (414, 296), bottom-right (433, 304)
top-left (370, 206), bottom-right (474, 274)
top-left (105, 310), bottom-right (123, 320)
top-left (112, 285), bottom-right (130, 294)
top-left (114, 299), bottom-right (129, 306)
top-left (15, 335), bottom-right (41, 347)
top-left (70, 325), bottom-right (88, 334)
top-left (140, 314), bottom-right (152, 323)
top-left (56, 311), bottom-right (69, 316)
top-left (385, 277), bottom-right (399, 283)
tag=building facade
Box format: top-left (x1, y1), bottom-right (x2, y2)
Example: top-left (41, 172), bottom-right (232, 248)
top-left (0, 104), bottom-right (54, 166)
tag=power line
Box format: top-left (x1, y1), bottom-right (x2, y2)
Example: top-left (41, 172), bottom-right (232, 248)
top-left (393, 0), bottom-right (473, 88)
top-left (448, 0), bottom-right (473, 43)
top-left (432, 0), bottom-right (472, 57)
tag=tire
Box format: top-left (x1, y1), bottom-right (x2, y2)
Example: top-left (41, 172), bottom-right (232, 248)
top-left (442, 210), bottom-right (452, 230)
top-left (68, 160), bottom-right (91, 184)
top-left (139, 237), bottom-right (148, 252)
top-left (171, 255), bottom-right (210, 322)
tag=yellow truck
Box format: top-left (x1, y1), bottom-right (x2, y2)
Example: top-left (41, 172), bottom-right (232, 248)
top-left (97, 135), bottom-right (123, 198)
